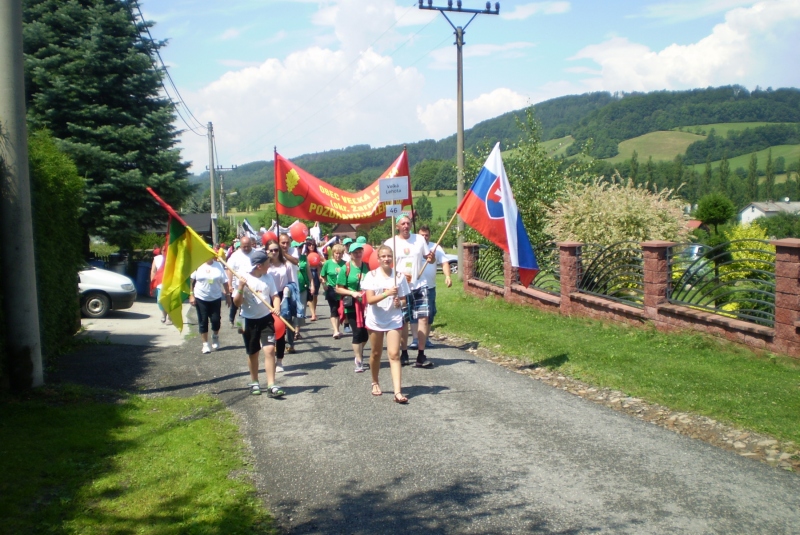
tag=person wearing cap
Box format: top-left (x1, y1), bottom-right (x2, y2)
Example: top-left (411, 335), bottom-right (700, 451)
top-left (277, 233), bottom-right (301, 358)
top-left (305, 237), bottom-right (321, 321)
top-left (320, 243), bottom-right (346, 338)
top-left (336, 241), bottom-right (370, 372)
top-left (356, 235), bottom-right (367, 244)
top-left (295, 239), bottom-right (316, 329)
top-left (410, 225), bottom-right (452, 349)
top-left (232, 249), bottom-right (285, 398)
top-left (383, 215), bottom-right (435, 368)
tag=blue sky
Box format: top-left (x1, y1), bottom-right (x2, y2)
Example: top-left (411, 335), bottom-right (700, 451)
top-left (143, 0), bottom-right (800, 171)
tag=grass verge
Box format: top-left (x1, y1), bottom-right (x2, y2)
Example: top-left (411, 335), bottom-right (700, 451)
top-left (434, 281), bottom-right (800, 444)
top-left (0, 386), bottom-right (276, 535)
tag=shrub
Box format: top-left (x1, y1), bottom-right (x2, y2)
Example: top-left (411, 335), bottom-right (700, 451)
top-left (547, 176), bottom-right (689, 246)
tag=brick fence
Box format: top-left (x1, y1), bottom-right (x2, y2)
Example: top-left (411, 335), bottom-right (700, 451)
top-left (462, 239), bottom-right (800, 358)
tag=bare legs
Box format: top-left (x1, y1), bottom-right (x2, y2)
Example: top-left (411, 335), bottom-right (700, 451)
top-left (248, 343), bottom-right (276, 386)
top-left (369, 329), bottom-right (404, 397)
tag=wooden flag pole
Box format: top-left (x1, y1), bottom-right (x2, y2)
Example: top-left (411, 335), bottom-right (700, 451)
top-left (415, 209), bottom-right (458, 280)
top-left (392, 211), bottom-right (397, 288)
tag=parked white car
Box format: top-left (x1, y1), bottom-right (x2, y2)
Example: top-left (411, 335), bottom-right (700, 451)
top-left (438, 253), bottom-right (459, 274)
top-left (79, 265), bottom-right (137, 318)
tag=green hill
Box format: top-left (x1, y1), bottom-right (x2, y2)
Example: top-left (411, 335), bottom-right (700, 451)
top-left (606, 131), bottom-right (704, 163)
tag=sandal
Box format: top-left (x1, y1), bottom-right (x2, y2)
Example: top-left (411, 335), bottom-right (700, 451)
top-left (333, 332), bottom-right (341, 340)
top-left (393, 392), bottom-right (408, 404)
top-left (371, 383), bottom-right (382, 396)
top-left (294, 332), bottom-right (302, 340)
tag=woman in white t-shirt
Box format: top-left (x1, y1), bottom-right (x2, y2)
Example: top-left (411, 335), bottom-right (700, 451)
top-left (361, 245), bottom-right (411, 403)
top-left (190, 258), bottom-right (230, 354)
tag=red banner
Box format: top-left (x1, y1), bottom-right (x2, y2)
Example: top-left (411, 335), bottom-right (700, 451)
top-left (274, 150), bottom-right (412, 223)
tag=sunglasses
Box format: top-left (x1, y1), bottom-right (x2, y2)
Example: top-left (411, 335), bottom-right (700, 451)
top-left (267, 248), bottom-right (279, 253)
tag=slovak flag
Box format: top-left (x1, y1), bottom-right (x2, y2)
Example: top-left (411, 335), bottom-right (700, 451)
top-left (456, 142), bottom-right (539, 287)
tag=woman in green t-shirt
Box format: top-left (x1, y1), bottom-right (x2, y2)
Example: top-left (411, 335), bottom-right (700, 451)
top-left (320, 243), bottom-right (346, 339)
top-left (336, 242), bottom-right (370, 372)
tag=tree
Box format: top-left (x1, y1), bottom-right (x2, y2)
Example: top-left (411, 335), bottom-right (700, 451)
top-left (718, 151), bottom-right (730, 196)
top-left (747, 153), bottom-right (759, 201)
top-left (630, 150), bottom-right (639, 182)
top-left (753, 211), bottom-right (800, 239)
top-left (764, 149), bottom-right (775, 200)
top-left (23, 0), bottom-right (191, 249)
top-left (645, 156), bottom-right (655, 184)
top-left (414, 195), bottom-right (433, 221)
top-left (695, 192), bottom-right (736, 234)
top-left (701, 156), bottom-right (712, 198)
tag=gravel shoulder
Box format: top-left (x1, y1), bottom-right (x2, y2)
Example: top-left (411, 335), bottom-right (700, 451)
top-left (55, 299), bottom-right (800, 534)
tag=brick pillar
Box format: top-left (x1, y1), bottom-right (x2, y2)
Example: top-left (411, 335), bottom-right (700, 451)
top-left (771, 238), bottom-right (800, 356)
top-left (558, 242), bottom-right (582, 315)
top-left (641, 240), bottom-right (675, 320)
top-left (503, 250), bottom-right (513, 297)
top-left (463, 243), bottom-right (480, 291)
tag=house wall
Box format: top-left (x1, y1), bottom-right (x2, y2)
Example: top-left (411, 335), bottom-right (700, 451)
top-left (462, 240), bottom-right (800, 358)
top-left (739, 206), bottom-right (767, 225)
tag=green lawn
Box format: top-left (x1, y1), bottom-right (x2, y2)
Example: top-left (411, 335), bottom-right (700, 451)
top-left (435, 280), bottom-right (800, 444)
top-left (0, 388), bottom-right (276, 535)
top-left (689, 144), bottom-right (800, 176)
top-left (605, 131), bottom-right (705, 163)
top-left (674, 122), bottom-right (799, 137)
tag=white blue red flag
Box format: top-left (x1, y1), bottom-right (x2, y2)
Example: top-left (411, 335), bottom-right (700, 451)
top-left (456, 142), bottom-right (539, 287)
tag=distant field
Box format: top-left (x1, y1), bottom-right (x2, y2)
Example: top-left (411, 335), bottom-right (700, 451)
top-left (673, 122), bottom-right (798, 137)
top-left (605, 131), bottom-right (704, 163)
top-left (689, 144), bottom-right (800, 176)
top-left (541, 136), bottom-right (574, 157)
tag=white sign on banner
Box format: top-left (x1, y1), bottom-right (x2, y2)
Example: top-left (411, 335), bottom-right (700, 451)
top-left (379, 177), bottom-right (409, 202)
top-left (386, 204), bottom-right (402, 217)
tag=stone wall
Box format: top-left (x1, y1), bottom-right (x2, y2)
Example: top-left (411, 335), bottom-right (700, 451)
top-left (462, 240), bottom-right (800, 358)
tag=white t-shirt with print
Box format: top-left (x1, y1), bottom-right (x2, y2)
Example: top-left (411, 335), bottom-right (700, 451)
top-left (238, 271), bottom-right (279, 319)
top-left (191, 261), bottom-right (227, 301)
top-left (384, 234), bottom-right (430, 290)
top-left (227, 249), bottom-right (255, 289)
top-left (360, 269), bottom-right (410, 331)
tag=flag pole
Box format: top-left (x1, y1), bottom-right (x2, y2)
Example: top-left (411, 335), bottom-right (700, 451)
top-left (404, 145), bottom-right (417, 234)
top-left (392, 210), bottom-right (397, 289)
top-left (274, 146), bottom-right (280, 232)
top-left (147, 187), bottom-right (295, 332)
top-left (415, 208), bottom-right (458, 279)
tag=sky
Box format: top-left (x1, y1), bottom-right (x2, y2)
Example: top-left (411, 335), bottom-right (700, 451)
top-left (143, 0), bottom-right (800, 172)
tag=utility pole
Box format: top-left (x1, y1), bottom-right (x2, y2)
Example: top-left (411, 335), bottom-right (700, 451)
top-left (214, 164), bottom-right (237, 218)
top-left (418, 0), bottom-right (499, 277)
top-left (206, 122), bottom-right (218, 247)
top-left (0, 0), bottom-right (43, 388)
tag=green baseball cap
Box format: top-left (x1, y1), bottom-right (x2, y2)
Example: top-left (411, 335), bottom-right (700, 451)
top-left (348, 242), bottom-right (364, 253)
top-left (356, 236), bottom-right (367, 244)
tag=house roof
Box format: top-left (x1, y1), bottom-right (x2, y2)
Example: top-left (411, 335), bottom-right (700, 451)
top-left (738, 202), bottom-right (800, 216)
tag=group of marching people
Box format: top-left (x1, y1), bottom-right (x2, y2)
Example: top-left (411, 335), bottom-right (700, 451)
top-left (185, 215), bottom-right (452, 404)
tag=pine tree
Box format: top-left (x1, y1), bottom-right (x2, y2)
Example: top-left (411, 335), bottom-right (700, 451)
top-left (701, 156), bottom-right (712, 197)
top-left (630, 150), bottom-right (639, 182)
top-left (764, 149), bottom-right (775, 201)
top-left (747, 153), bottom-right (759, 201)
top-left (718, 151), bottom-right (730, 196)
top-left (645, 156), bottom-right (654, 184)
top-left (23, 0), bottom-right (191, 248)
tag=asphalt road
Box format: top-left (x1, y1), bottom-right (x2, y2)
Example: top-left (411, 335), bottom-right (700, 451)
top-left (59, 297), bottom-right (800, 534)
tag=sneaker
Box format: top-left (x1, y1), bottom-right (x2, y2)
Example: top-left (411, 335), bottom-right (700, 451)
top-left (426, 339), bottom-right (434, 348)
top-left (343, 325), bottom-right (352, 334)
top-left (201, 343), bottom-right (211, 354)
top-left (286, 346), bottom-right (296, 354)
top-left (267, 385), bottom-right (285, 398)
top-left (409, 339), bottom-right (418, 349)
top-left (414, 353), bottom-right (434, 368)
top-left (275, 365), bottom-right (284, 373)
top-left (400, 350), bottom-right (410, 367)
top-left (229, 320), bottom-right (235, 328)
top-left (211, 336), bottom-right (220, 349)
top-left (249, 382), bottom-right (261, 395)
top-left (165, 318), bottom-right (173, 326)
top-left (354, 358), bottom-right (364, 373)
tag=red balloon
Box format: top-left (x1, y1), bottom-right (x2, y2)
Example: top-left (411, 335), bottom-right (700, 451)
top-left (307, 251), bottom-right (322, 267)
top-left (362, 244), bottom-right (374, 260)
top-left (272, 313), bottom-right (286, 340)
top-left (262, 231), bottom-right (278, 245)
top-left (367, 252), bottom-right (380, 270)
top-left (290, 222), bottom-right (309, 243)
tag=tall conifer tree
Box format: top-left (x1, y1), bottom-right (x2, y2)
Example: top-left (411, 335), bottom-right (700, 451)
top-left (23, 0), bottom-right (191, 248)
top-left (764, 149), bottom-right (775, 201)
top-left (747, 153), bottom-right (759, 201)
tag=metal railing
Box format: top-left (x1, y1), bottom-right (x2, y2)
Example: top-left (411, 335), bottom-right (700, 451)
top-left (472, 245), bottom-right (505, 288)
top-left (668, 240), bottom-right (775, 327)
top-left (578, 241), bottom-right (644, 308)
top-left (528, 242), bottom-right (560, 295)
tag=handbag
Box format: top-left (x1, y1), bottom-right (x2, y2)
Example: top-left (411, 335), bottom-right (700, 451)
top-left (342, 294), bottom-right (354, 307)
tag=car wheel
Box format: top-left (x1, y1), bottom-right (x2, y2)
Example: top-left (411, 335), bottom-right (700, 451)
top-left (82, 292), bottom-right (110, 318)
top-left (450, 264), bottom-right (458, 274)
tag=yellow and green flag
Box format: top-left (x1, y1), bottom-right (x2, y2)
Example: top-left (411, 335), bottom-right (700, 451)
top-left (147, 188), bottom-right (215, 330)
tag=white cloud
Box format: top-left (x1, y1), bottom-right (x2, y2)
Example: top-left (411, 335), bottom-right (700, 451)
top-left (417, 88), bottom-right (529, 139)
top-left (501, 2), bottom-right (571, 20)
top-left (218, 28), bottom-right (242, 41)
top-left (429, 42), bottom-right (535, 69)
top-left (569, 0), bottom-right (800, 92)
top-left (635, 0), bottom-right (756, 23)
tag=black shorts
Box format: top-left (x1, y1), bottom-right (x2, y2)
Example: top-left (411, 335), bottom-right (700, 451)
top-left (346, 311), bottom-right (369, 344)
top-left (242, 315), bottom-right (276, 355)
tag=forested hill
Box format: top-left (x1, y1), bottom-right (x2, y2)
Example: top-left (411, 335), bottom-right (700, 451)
top-left (193, 85), bottom-right (800, 208)
top-left (566, 86), bottom-right (800, 158)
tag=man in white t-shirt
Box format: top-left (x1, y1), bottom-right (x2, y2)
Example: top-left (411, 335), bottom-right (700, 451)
top-left (410, 224), bottom-right (452, 349)
top-left (226, 236), bottom-right (256, 327)
top-left (384, 215), bottom-right (435, 368)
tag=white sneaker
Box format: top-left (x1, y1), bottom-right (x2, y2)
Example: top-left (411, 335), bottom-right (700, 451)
top-left (276, 365), bottom-right (284, 373)
top-left (201, 343), bottom-right (211, 354)
top-left (211, 336), bottom-right (219, 349)
top-left (409, 339), bottom-right (418, 349)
